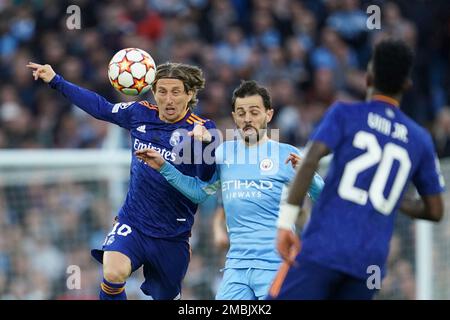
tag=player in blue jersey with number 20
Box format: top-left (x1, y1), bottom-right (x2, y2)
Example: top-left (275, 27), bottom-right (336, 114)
top-left (270, 39), bottom-right (445, 300)
top-left (27, 61), bottom-right (217, 300)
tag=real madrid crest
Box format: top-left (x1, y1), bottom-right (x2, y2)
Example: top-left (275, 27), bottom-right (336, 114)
top-left (260, 158), bottom-right (274, 171)
top-left (170, 130), bottom-right (182, 147)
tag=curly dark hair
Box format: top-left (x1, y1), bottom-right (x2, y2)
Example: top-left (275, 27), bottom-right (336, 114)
top-left (231, 80), bottom-right (272, 111)
top-left (373, 39), bottom-right (414, 95)
top-left (152, 62), bottom-right (205, 110)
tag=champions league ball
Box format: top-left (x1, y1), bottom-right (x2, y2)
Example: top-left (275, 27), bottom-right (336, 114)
top-left (108, 48), bottom-right (156, 96)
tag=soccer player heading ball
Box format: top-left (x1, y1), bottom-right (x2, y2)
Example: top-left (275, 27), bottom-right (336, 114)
top-left (27, 58), bottom-right (217, 300)
top-left (271, 39), bottom-right (445, 300)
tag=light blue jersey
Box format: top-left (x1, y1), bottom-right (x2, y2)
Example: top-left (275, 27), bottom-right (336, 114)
top-left (160, 139), bottom-right (323, 269)
top-left (218, 140), bottom-right (323, 269)
top-left (159, 138), bottom-right (324, 299)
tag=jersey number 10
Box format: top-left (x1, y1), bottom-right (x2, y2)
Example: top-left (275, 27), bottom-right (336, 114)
top-left (338, 131), bottom-right (411, 215)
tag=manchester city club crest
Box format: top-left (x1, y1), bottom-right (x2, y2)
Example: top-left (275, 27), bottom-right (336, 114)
top-left (260, 158), bottom-right (274, 171)
top-left (170, 130), bottom-right (182, 147)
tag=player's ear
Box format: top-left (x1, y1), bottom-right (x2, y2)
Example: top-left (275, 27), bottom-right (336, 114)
top-left (185, 90), bottom-right (194, 110)
top-left (151, 80), bottom-right (158, 95)
top-left (266, 108), bottom-right (274, 123)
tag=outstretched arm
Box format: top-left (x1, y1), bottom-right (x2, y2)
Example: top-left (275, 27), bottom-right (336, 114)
top-left (135, 148), bottom-right (220, 204)
top-left (277, 141), bottom-right (330, 265)
top-left (26, 62), bottom-right (134, 129)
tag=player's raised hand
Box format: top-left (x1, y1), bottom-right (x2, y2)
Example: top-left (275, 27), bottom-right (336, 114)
top-left (135, 148), bottom-right (165, 171)
top-left (276, 229), bottom-right (301, 266)
top-left (285, 153), bottom-right (302, 168)
top-left (26, 62), bottom-right (56, 83)
top-left (188, 124), bottom-right (212, 143)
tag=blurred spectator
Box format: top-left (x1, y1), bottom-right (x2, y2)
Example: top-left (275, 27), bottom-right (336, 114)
top-left (249, 9), bottom-right (281, 50)
top-left (215, 25), bottom-right (252, 71)
top-left (123, 0), bottom-right (164, 42)
top-left (311, 27), bottom-right (360, 91)
top-left (433, 107), bottom-right (450, 158)
top-left (326, 0), bottom-right (368, 51)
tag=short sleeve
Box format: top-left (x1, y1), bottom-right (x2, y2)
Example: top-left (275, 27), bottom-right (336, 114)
top-left (310, 102), bottom-right (345, 151)
top-left (412, 133), bottom-right (446, 196)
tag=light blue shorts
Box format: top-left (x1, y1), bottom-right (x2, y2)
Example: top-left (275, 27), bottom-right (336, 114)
top-left (215, 268), bottom-right (277, 300)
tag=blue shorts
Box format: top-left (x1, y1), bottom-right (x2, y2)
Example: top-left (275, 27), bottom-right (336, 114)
top-left (91, 220), bottom-right (190, 300)
top-left (267, 257), bottom-right (378, 300)
top-left (216, 268), bottom-right (277, 300)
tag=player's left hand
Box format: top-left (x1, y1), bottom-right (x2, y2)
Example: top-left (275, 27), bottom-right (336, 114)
top-left (135, 148), bottom-right (165, 171)
top-left (26, 62), bottom-right (56, 83)
top-left (276, 228), bottom-right (301, 266)
top-left (285, 153), bottom-right (301, 168)
top-left (188, 124), bottom-right (212, 143)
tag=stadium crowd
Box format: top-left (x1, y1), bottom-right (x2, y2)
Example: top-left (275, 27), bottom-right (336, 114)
top-left (0, 0), bottom-right (449, 299)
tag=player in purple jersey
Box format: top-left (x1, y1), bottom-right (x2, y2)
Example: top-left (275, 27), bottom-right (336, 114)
top-left (27, 62), bottom-right (217, 300)
top-left (269, 39), bottom-right (445, 300)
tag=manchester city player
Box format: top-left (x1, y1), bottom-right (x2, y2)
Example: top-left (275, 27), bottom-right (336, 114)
top-left (272, 39), bottom-right (445, 300)
top-left (136, 80), bottom-right (324, 300)
top-left (27, 62), bottom-right (217, 300)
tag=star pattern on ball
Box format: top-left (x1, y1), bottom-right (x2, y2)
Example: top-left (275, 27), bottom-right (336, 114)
top-left (133, 77), bottom-right (146, 92)
top-left (142, 58), bottom-right (155, 71)
top-left (118, 58), bottom-right (133, 73)
top-left (111, 78), bottom-right (124, 90)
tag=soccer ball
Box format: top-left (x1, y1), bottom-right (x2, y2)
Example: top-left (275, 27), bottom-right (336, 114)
top-left (108, 48), bottom-right (156, 96)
